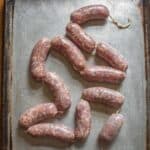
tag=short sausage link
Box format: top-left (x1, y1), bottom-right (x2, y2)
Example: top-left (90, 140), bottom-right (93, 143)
top-left (82, 87), bottom-right (124, 109)
top-left (99, 114), bottom-right (124, 144)
top-left (19, 103), bottom-right (57, 128)
top-left (43, 72), bottom-right (71, 114)
top-left (74, 100), bottom-right (91, 140)
top-left (27, 123), bottom-right (75, 143)
top-left (51, 36), bottom-right (86, 71)
top-left (66, 22), bottom-right (96, 53)
top-left (71, 5), bottom-right (109, 25)
top-left (96, 42), bottom-right (128, 71)
top-left (80, 66), bottom-right (126, 84)
top-left (30, 38), bottom-right (51, 81)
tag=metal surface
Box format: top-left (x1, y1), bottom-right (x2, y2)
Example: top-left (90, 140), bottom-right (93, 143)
top-left (2, 0), bottom-right (14, 149)
top-left (143, 1), bottom-right (150, 150)
top-left (3, 0), bottom-right (148, 150)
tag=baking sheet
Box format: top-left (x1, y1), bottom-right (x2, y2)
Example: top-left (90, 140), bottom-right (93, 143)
top-left (12, 0), bottom-right (146, 150)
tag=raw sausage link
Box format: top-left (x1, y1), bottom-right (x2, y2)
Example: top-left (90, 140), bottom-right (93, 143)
top-left (96, 42), bottom-right (128, 71)
top-left (19, 103), bottom-right (57, 128)
top-left (99, 114), bottom-right (124, 144)
top-left (71, 5), bottom-right (109, 25)
top-left (82, 87), bottom-right (124, 109)
top-left (43, 71), bottom-right (71, 113)
top-left (66, 22), bottom-right (96, 53)
top-left (51, 36), bottom-right (86, 71)
top-left (27, 123), bottom-right (75, 143)
top-left (75, 100), bottom-right (91, 140)
top-left (80, 66), bottom-right (126, 84)
top-left (30, 38), bottom-right (51, 81)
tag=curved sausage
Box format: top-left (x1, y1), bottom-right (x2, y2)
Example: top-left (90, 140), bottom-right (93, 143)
top-left (43, 72), bottom-right (71, 113)
top-left (66, 22), bottom-right (96, 53)
top-left (99, 114), bottom-right (124, 144)
top-left (75, 100), bottom-right (91, 140)
top-left (30, 38), bottom-right (51, 81)
top-left (96, 42), bottom-right (128, 71)
top-left (80, 66), bottom-right (126, 84)
top-left (19, 103), bottom-right (57, 128)
top-left (27, 123), bottom-right (75, 143)
top-left (82, 87), bottom-right (124, 109)
top-left (51, 36), bottom-right (86, 71)
top-left (71, 5), bottom-right (109, 25)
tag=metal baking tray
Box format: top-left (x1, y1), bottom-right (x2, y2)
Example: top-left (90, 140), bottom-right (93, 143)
top-left (2, 0), bottom-right (150, 149)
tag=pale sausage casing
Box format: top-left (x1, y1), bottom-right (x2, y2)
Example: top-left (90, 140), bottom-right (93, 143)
top-left (19, 103), bottom-right (57, 128)
top-left (43, 72), bottom-right (71, 113)
top-left (99, 114), bottom-right (124, 143)
top-left (51, 36), bottom-right (86, 71)
top-left (75, 100), bottom-right (91, 140)
top-left (71, 5), bottom-right (109, 25)
top-left (30, 38), bottom-right (51, 81)
top-left (82, 87), bottom-right (124, 109)
top-left (80, 66), bottom-right (126, 84)
top-left (96, 42), bottom-right (128, 71)
top-left (66, 22), bottom-right (96, 53)
top-left (27, 123), bottom-right (75, 143)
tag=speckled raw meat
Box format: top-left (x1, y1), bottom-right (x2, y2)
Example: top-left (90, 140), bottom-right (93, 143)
top-left (66, 22), bottom-right (96, 53)
top-left (82, 87), bottom-right (124, 109)
top-left (51, 36), bottom-right (86, 71)
top-left (43, 72), bottom-right (71, 113)
top-left (80, 66), bottom-right (126, 84)
top-left (30, 38), bottom-right (51, 81)
top-left (71, 5), bottom-right (109, 25)
top-left (19, 103), bottom-right (57, 128)
top-left (99, 114), bottom-right (124, 143)
top-left (27, 123), bottom-right (75, 143)
top-left (75, 100), bottom-right (91, 140)
top-left (96, 42), bottom-right (128, 71)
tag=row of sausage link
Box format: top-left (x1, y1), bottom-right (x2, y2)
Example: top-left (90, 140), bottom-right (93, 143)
top-left (29, 37), bottom-right (127, 114)
top-left (19, 100), bottom-right (91, 143)
top-left (19, 4), bottom-right (126, 147)
top-left (19, 87), bottom-right (124, 144)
